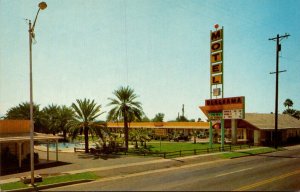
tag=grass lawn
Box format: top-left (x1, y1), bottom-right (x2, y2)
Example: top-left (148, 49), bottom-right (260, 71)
top-left (220, 147), bottom-right (278, 159)
top-left (146, 142), bottom-right (215, 152)
top-left (0, 172), bottom-right (98, 191)
top-left (144, 141), bottom-right (244, 152)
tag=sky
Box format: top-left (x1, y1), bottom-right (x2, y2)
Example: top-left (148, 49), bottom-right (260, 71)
top-left (1, 0), bottom-right (300, 121)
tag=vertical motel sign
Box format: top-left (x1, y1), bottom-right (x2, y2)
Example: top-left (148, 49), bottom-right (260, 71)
top-left (210, 27), bottom-right (224, 98)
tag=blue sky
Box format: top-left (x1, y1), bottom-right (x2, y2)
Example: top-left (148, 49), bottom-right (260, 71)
top-left (1, 0), bottom-right (300, 121)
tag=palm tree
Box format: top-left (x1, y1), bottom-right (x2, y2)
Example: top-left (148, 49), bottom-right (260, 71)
top-left (5, 102), bottom-right (39, 119)
top-left (284, 98), bottom-right (293, 109)
top-left (70, 99), bottom-right (104, 153)
top-left (5, 102), bottom-right (44, 132)
top-left (107, 86), bottom-right (144, 150)
top-left (57, 105), bottom-right (75, 141)
top-left (152, 113), bottom-right (165, 122)
top-left (41, 104), bottom-right (60, 135)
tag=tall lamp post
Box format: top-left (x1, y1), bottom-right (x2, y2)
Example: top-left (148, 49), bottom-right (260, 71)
top-left (29, 2), bottom-right (47, 185)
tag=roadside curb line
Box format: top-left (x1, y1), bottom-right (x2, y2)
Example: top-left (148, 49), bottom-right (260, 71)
top-left (0, 146), bottom-right (267, 186)
top-left (3, 179), bottom-right (94, 192)
top-left (45, 158), bottom-right (230, 191)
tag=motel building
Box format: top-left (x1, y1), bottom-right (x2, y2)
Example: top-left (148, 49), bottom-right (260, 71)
top-left (0, 120), bottom-right (61, 173)
top-left (1, 114), bottom-right (300, 172)
top-left (107, 113), bottom-right (300, 146)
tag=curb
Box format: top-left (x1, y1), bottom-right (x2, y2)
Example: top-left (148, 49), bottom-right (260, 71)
top-left (3, 179), bottom-right (94, 192)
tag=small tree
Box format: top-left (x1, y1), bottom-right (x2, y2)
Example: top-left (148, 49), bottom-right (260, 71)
top-left (284, 98), bottom-right (293, 109)
top-left (176, 115), bottom-right (189, 122)
top-left (152, 113), bottom-right (165, 122)
top-left (190, 130), bottom-right (198, 144)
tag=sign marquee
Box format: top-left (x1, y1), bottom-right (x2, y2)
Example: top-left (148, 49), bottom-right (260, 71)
top-left (208, 112), bottom-right (222, 120)
top-left (199, 24), bottom-right (246, 148)
top-left (155, 129), bottom-right (167, 136)
top-left (223, 109), bottom-right (244, 119)
top-left (205, 96), bottom-right (244, 106)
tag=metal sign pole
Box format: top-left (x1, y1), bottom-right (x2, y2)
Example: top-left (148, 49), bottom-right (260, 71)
top-left (221, 26), bottom-right (225, 151)
top-left (221, 119), bottom-right (225, 151)
top-left (209, 121), bottom-right (213, 148)
top-left (160, 136), bottom-right (162, 151)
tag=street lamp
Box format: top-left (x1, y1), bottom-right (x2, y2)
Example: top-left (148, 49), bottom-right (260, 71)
top-left (28, 1), bottom-right (47, 185)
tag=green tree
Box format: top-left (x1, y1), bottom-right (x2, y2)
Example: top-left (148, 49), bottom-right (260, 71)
top-left (129, 128), bottom-right (151, 148)
top-left (284, 98), bottom-right (293, 109)
top-left (69, 99), bottom-right (104, 153)
top-left (176, 115), bottom-right (189, 122)
top-left (41, 104), bottom-right (60, 135)
top-left (107, 86), bottom-right (144, 150)
top-left (283, 99), bottom-right (300, 120)
top-left (283, 108), bottom-right (296, 116)
top-left (152, 113), bottom-right (165, 122)
top-left (190, 130), bottom-right (199, 144)
top-left (57, 105), bottom-right (75, 141)
top-left (5, 102), bottom-right (44, 132)
top-left (141, 115), bottom-right (150, 122)
top-left (293, 110), bottom-right (300, 120)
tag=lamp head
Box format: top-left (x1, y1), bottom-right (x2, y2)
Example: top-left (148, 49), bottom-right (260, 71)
top-left (39, 2), bottom-right (47, 10)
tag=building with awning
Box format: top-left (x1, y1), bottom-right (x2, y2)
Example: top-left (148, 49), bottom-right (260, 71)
top-left (108, 121), bottom-right (209, 136)
top-left (0, 120), bottom-right (62, 169)
top-left (107, 113), bottom-right (300, 146)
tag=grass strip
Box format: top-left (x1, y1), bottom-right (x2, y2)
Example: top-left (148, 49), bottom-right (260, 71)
top-left (144, 142), bottom-right (232, 152)
top-left (220, 147), bottom-right (277, 159)
top-left (0, 172), bottom-right (98, 191)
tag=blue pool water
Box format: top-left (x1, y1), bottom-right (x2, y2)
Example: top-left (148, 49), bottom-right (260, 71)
top-left (40, 142), bottom-right (97, 151)
top-left (40, 142), bottom-right (84, 150)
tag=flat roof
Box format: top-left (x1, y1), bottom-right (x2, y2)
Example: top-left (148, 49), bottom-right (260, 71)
top-left (107, 121), bottom-right (209, 129)
top-left (0, 132), bottom-right (62, 144)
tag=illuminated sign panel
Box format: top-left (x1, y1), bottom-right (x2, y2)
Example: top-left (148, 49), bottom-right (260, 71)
top-left (205, 96), bottom-right (244, 106)
top-left (223, 109), bottom-right (244, 119)
top-left (211, 74), bottom-right (222, 85)
top-left (210, 28), bottom-right (223, 88)
top-left (208, 112), bottom-right (222, 120)
top-left (211, 30), bottom-right (223, 41)
top-left (211, 41), bottom-right (222, 53)
top-left (213, 88), bottom-right (221, 96)
top-left (200, 96), bottom-right (245, 119)
top-left (211, 64), bottom-right (222, 74)
top-left (155, 129), bottom-right (167, 136)
top-left (211, 52), bottom-right (223, 63)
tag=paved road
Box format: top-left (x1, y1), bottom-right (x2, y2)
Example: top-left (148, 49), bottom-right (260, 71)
top-left (47, 147), bottom-right (300, 191)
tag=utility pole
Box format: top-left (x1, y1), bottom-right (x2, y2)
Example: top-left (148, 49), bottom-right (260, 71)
top-left (269, 33), bottom-right (290, 149)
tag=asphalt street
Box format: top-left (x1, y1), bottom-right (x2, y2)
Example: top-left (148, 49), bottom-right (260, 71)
top-left (46, 147), bottom-right (300, 191)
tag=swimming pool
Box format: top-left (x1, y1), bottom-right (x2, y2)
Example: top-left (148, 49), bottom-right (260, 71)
top-left (39, 142), bottom-right (95, 150)
top-left (41, 142), bottom-right (80, 150)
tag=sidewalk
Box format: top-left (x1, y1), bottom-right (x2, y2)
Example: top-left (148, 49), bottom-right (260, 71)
top-left (0, 150), bottom-right (224, 185)
top-left (2, 145), bottom-right (299, 185)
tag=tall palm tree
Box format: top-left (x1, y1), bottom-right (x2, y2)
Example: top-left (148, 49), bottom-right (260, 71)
top-left (284, 98), bottom-right (293, 109)
top-left (107, 86), bottom-right (144, 150)
top-left (70, 99), bottom-right (103, 153)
